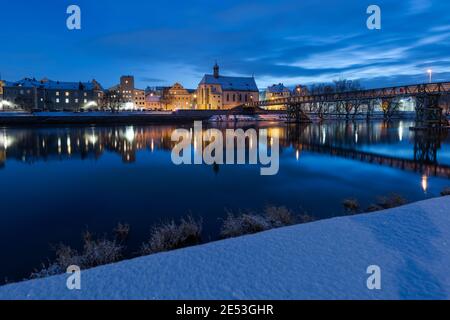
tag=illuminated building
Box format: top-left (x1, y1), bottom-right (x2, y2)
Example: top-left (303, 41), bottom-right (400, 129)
top-left (197, 63), bottom-right (259, 110)
top-left (1, 78), bottom-right (104, 111)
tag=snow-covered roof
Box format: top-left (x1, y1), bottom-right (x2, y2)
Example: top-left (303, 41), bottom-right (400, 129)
top-left (267, 83), bottom-right (290, 93)
top-left (200, 75), bottom-right (258, 92)
top-left (5, 78), bottom-right (103, 91)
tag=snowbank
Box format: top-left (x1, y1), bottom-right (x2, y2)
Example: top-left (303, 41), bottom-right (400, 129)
top-left (1, 197), bottom-right (449, 300)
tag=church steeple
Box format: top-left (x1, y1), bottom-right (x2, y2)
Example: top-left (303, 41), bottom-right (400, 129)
top-left (213, 62), bottom-right (219, 78)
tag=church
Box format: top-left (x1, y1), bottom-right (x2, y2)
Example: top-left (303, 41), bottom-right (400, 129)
top-left (197, 63), bottom-right (259, 109)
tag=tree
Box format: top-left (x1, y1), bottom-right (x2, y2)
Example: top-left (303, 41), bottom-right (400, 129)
top-left (14, 94), bottom-right (34, 111)
top-left (159, 88), bottom-right (174, 110)
top-left (333, 79), bottom-right (362, 93)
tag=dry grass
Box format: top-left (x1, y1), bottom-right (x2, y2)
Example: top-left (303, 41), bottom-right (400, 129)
top-left (377, 193), bottom-right (407, 209)
top-left (220, 206), bottom-right (313, 239)
top-left (441, 187), bottom-right (450, 196)
top-left (342, 198), bottom-right (360, 214)
top-left (140, 216), bottom-right (202, 255)
top-left (220, 213), bottom-right (270, 239)
top-left (31, 227), bottom-right (126, 279)
top-left (264, 206), bottom-right (296, 227)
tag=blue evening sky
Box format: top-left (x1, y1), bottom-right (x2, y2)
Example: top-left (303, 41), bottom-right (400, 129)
top-left (1, 0), bottom-right (449, 90)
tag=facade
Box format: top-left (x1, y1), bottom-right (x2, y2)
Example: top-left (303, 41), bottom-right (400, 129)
top-left (145, 93), bottom-right (163, 110)
top-left (161, 83), bottom-right (195, 110)
top-left (134, 89), bottom-right (146, 109)
top-left (266, 83), bottom-right (291, 99)
top-left (197, 63), bottom-right (259, 110)
top-left (1, 78), bottom-right (104, 111)
top-left (108, 76), bottom-right (145, 110)
top-left (264, 83), bottom-right (291, 110)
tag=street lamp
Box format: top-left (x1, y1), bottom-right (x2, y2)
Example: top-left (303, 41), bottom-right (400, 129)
top-left (427, 69), bottom-right (433, 83)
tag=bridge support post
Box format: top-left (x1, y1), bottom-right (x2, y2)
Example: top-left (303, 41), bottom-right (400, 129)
top-left (287, 103), bottom-right (311, 123)
top-left (415, 94), bottom-right (447, 129)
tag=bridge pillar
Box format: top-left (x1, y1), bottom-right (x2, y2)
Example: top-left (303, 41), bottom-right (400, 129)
top-left (415, 94), bottom-right (447, 129)
top-left (287, 103), bottom-right (311, 123)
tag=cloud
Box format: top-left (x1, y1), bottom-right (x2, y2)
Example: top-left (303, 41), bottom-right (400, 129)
top-left (407, 0), bottom-right (432, 15)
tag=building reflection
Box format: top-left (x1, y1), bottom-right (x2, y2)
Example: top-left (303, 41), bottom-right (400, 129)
top-left (0, 121), bottom-right (448, 179)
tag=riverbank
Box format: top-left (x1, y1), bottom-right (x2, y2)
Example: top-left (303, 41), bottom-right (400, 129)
top-left (1, 196), bottom-right (449, 300)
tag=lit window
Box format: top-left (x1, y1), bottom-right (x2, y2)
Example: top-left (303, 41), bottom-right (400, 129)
top-left (84, 99), bottom-right (87, 103)
top-left (65, 92), bottom-right (69, 96)
top-left (56, 98), bottom-right (60, 103)
top-left (84, 92), bottom-right (87, 97)
top-left (56, 92), bottom-right (60, 96)
top-left (75, 99), bottom-right (79, 103)
top-left (65, 98), bottom-right (69, 104)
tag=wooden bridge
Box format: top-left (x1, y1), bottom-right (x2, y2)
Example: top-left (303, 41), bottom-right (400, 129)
top-left (246, 81), bottom-right (450, 128)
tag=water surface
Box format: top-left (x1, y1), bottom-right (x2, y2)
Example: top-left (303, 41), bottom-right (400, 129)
top-left (1, 121), bottom-right (449, 282)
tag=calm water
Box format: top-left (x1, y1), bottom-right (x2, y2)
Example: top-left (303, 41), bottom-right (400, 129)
top-left (1, 121), bottom-right (449, 282)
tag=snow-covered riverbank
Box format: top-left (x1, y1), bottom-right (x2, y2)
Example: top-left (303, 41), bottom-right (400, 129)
top-left (1, 197), bottom-right (449, 300)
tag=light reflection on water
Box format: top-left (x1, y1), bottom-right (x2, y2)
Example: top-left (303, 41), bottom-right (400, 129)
top-left (0, 120), bottom-right (449, 282)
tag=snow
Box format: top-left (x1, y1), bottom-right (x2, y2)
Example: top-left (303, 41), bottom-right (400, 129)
top-left (4, 78), bottom-right (102, 91)
top-left (200, 74), bottom-right (258, 92)
top-left (1, 197), bottom-right (449, 300)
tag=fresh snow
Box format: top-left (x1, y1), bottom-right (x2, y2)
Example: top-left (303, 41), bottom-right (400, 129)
top-left (1, 197), bottom-right (449, 300)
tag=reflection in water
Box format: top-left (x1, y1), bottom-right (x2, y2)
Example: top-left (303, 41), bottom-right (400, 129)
top-left (0, 122), bottom-right (449, 175)
top-left (422, 174), bottom-right (428, 194)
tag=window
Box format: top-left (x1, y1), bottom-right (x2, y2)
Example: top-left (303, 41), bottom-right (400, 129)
top-left (65, 98), bottom-right (69, 104)
top-left (84, 99), bottom-right (87, 103)
top-left (75, 99), bottom-right (79, 103)
top-left (56, 98), bottom-right (60, 103)
top-left (84, 92), bottom-right (87, 97)
top-left (56, 92), bottom-right (60, 96)
top-left (65, 92), bottom-right (70, 96)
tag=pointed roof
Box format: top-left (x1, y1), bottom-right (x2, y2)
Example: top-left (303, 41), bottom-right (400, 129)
top-left (200, 74), bottom-right (258, 92)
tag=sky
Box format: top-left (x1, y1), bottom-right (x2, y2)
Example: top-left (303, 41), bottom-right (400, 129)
top-left (1, 0), bottom-right (449, 90)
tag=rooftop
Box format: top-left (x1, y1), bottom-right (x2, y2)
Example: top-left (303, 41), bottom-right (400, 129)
top-left (200, 74), bottom-right (258, 92)
top-left (4, 78), bottom-right (103, 91)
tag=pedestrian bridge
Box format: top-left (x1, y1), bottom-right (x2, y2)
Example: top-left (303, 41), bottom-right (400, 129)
top-left (245, 81), bottom-right (450, 127)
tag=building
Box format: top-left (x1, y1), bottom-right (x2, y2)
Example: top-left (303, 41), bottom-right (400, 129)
top-left (197, 63), bottom-right (259, 110)
top-left (264, 83), bottom-right (291, 110)
top-left (134, 89), bottom-right (146, 109)
top-left (0, 80), bottom-right (4, 109)
top-left (161, 83), bottom-right (195, 110)
top-left (145, 92), bottom-right (163, 110)
top-left (1, 78), bottom-right (104, 111)
top-left (108, 76), bottom-right (146, 110)
top-left (266, 83), bottom-right (291, 100)
top-left (293, 85), bottom-right (309, 96)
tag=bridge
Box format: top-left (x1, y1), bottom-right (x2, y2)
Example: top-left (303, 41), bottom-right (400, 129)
top-left (246, 81), bottom-right (450, 128)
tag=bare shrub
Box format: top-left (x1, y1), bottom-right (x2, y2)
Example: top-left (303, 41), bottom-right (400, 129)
top-left (441, 187), bottom-right (450, 196)
top-left (298, 214), bottom-right (316, 223)
top-left (82, 236), bottom-right (124, 268)
top-left (377, 193), bottom-right (407, 209)
top-left (140, 216), bottom-right (202, 255)
top-left (264, 206), bottom-right (296, 227)
top-left (342, 198), bottom-right (360, 214)
top-left (220, 213), bottom-right (270, 239)
top-left (366, 204), bottom-right (384, 213)
top-left (31, 228), bottom-right (125, 279)
top-left (114, 223), bottom-right (130, 242)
